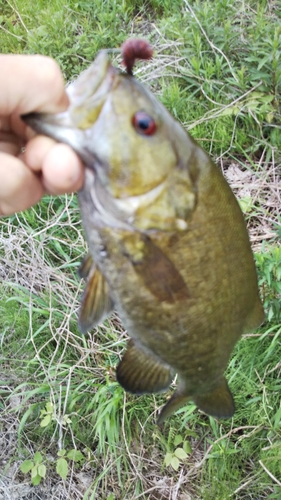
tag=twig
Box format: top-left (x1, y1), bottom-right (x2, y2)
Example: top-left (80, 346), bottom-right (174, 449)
top-left (233, 474), bottom-right (258, 495)
top-left (0, 24), bottom-right (24, 40)
top-left (186, 81), bottom-right (263, 130)
top-left (259, 460), bottom-right (281, 487)
top-left (6, 0), bottom-right (29, 32)
top-left (195, 426), bottom-right (260, 469)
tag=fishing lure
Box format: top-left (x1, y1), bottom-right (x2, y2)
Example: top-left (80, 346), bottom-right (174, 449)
top-left (121, 38), bottom-right (153, 75)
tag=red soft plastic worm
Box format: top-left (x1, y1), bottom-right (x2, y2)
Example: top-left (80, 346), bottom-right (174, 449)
top-left (121, 39), bottom-right (153, 76)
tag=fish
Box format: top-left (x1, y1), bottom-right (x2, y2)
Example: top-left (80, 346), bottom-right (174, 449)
top-left (22, 40), bottom-right (264, 423)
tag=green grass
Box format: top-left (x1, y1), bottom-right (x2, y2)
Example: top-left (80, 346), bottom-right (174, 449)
top-left (1, 0), bottom-right (281, 498)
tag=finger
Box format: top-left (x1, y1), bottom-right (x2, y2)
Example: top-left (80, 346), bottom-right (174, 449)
top-left (0, 130), bottom-right (22, 155)
top-left (0, 153), bottom-right (44, 216)
top-left (42, 143), bottom-right (84, 194)
top-left (25, 137), bottom-right (84, 193)
top-left (0, 55), bottom-right (68, 116)
top-left (24, 136), bottom-right (84, 194)
top-left (24, 135), bottom-right (59, 171)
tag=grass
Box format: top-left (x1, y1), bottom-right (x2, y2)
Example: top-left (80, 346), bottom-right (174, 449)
top-left (1, 0), bottom-right (281, 498)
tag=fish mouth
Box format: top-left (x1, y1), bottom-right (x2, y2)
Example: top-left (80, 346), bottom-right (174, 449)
top-left (22, 110), bottom-right (96, 167)
top-left (21, 50), bottom-right (117, 168)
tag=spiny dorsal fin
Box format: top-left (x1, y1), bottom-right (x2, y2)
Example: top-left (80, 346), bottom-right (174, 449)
top-left (78, 258), bottom-right (113, 333)
top-left (116, 340), bottom-right (172, 394)
top-left (193, 377), bottom-right (235, 419)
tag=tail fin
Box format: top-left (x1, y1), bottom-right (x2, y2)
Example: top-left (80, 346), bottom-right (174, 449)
top-left (157, 377), bottom-right (235, 424)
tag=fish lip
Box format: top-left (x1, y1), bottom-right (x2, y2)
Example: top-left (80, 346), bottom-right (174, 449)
top-left (22, 111), bottom-right (98, 167)
top-left (21, 50), bottom-right (121, 171)
top-left (21, 50), bottom-right (117, 167)
top-left (22, 110), bottom-right (72, 132)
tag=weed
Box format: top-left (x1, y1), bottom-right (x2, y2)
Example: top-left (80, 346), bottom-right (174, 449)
top-left (20, 451), bottom-right (47, 486)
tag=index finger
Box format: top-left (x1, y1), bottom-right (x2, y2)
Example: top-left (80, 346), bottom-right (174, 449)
top-left (0, 54), bottom-right (69, 116)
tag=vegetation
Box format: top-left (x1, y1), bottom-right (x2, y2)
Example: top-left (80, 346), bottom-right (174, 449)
top-left (0, 0), bottom-right (280, 498)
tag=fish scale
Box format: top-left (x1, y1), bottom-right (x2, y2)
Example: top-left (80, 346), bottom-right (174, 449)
top-left (22, 41), bottom-right (264, 423)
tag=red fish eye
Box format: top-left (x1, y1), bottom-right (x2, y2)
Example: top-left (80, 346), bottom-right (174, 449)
top-left (132, 111), bottom-right (157, 136)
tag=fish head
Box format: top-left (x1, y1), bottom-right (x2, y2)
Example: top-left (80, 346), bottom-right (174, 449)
top-left (22, 49), bottom-right (201, 222)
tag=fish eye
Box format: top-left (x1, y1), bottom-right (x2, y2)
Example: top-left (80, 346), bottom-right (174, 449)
top-left (132, 111), bottom-right (157, 136)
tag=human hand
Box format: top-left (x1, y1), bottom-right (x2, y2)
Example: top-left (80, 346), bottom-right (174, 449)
top-left (0, 54), bottom-right (84, 216)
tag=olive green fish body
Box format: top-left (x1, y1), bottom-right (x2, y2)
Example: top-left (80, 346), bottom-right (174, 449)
top-left (78, 159), bottom-right (262, 406)
top-left (22, 48), bottom-right (264, 422)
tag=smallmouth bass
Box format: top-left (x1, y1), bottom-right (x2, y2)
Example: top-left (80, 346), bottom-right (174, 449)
top-left (22, 41), bottom-right (264, 423)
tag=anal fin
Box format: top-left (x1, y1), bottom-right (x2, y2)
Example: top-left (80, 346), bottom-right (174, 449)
top-left (78, 255), bottom-right (113, 333)
top-left (116, 340), bottom-right (172, 394)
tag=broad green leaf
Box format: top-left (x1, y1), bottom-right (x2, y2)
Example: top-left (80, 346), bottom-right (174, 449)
top-left (46, 402), bottom-right (54, 413)
top-left (38, 464), bottom-right (46, 478)
top-left (164, 452), bottom-right (173, 466)
top-left (260, 94), bottom-right (274, 104)
top-left (273, 407), bottom-right (281, 429)
top-left (174, 447), bottom-right (188, 460)
top-left (56, 457), bottom-right (68, 480)
top-left (30, 25), bottom-right (49, 37)
top-left (266, 112), bottom-right (274, 123)
top-left (174, 434), bottom-right (183, 446)
top-left (20, 460), bottom-right (34, 474)
top-left (170, 456), bottom-right (180, 470)
top-left (185, 430), bottom-right (198, 438)
top-left (31, 474), bottom-right (42, 486)
top-left (31, 466), bottom-right (39, 479)
top-left (183, 441), bottom-right (192, 454)
top-left (220, 105), bottom-right (240, 117)
top-left (57, 449), bottom-right (66, 457)
top-left (33, 452), bottom-right (43, 464)
top-left (40, 415), bottom-right (52, 427)
top-left (238, 196), bottom-right (253, 214)
top-left (67, 449), bottom-right (84, 462)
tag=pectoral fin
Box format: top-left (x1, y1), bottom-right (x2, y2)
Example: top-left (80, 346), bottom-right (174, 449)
top-left (157, 377), bottom-right (234, 424)
top-left (116, 340), bottom-right (172, 394)
top-left (78, 257), bottom-right (113, 333)
top-left (122, 234), bottom-right (189, 303)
